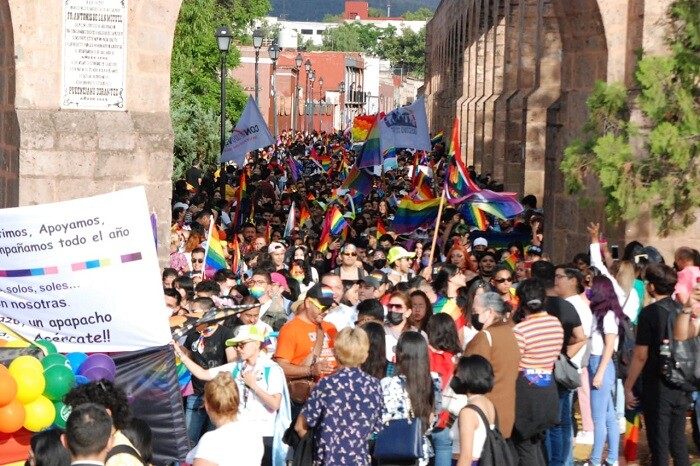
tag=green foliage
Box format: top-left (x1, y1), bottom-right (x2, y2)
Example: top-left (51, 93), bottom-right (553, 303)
top-left (401, 7), bottom-right (434, 20)
top-left (170, 0), bottom-right (270, 180)
top-left (323, 13), bottom-right (343, 23)
top-left (321, 22), bottom-right (386, 55)
top-left (380, 27), bottom-right (426, 78)
top-left (561, 0), bottom-right (700, 235)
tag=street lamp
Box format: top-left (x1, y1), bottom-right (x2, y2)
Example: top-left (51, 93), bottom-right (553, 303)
top-left (318, 77), bottom-right (324, 133)
top-left (367, 91), bottom-right (372, 114)
top-left (293, 53), bottom-right (303, 131)
top-left (358, 84), bottom-right (363, 113)
top-left (268, 41), bottom-right (280, 137)
top-left (215, 24), bottom-right (232, 198)
top-left (304, 59), bottom-right (311, 132)
top-left (253, 28), bottom-right (264, 105)
top-left (309, 70), bottom-right (315, 132)
top-left (339, 81), bottom-right (345, 130)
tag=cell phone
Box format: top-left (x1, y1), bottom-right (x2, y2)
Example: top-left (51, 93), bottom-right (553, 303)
top-left (611, 245), bottom-right (619, 260)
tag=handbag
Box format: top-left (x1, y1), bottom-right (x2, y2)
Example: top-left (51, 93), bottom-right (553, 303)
top-left (553, 352), bottom-right (581, 390)
top-left (287, 325), bottom-right (324, 404)
top-left (374, 379), bottom-right (422, 461)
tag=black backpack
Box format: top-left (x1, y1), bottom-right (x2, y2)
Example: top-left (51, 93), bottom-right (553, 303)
top-left (463, 404), bottom-right (516, 466)
top-left (658, 299), bottom-right (700, 392)
top-left (615, 314), bottom-right (636, 379)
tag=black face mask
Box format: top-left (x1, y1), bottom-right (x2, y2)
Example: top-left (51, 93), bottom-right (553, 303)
top-left (373, 259), bottom-right (387, 269)
top-left (386, 311), bottom-right (405, 326)
top-left (471, 313), bottom-right (485, 332)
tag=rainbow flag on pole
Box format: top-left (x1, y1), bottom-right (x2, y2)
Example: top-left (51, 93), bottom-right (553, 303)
top-left (329, 206), bottom-right (348, 235)
top-left (299, 204), bottom-right (311, 227)
top-left (445, 118), bottom-right (481, 202)
top-left (431, 130), bottom-right (444, 146)
top-left (356, 115), bottom-right (382, 168)
top-left (341, 166), bottom-right (374, 196)
top-left (502, 250), bottom-right (520, 272)
top-left (460, 202), bottom-right (488, 230)
top-left (391, 197), bottom-right (442, 234)
top-left (203, 223), bottom-right (227, 279)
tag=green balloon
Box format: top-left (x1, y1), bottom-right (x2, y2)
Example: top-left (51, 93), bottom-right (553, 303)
top-left (43, 365), bottom-right (75, 401)
top-left (52, 401), bottom-right (71, 429)
top-left (41, 353), bottom-right (70, 371)
top-left (35, 340), bottom-right (58, 355)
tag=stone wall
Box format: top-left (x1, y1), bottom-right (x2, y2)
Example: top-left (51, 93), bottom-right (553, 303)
top-left (5, 1), bottom-right (182, 262)
top-left (0, 3), bottom-right (19, 209)
top-left (425, 0), bottom-right (699, 263)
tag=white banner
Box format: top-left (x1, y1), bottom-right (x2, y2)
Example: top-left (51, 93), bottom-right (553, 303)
top-left (379, 97), bottom-right (431, 152)
top-left (0, 187), bottom-right (170, 352)
top-left (220, 95), bottom-right (276, 165)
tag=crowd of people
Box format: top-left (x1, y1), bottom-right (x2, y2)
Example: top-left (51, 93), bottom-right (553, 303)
top-left (23, 129), bottom-right (700, 466)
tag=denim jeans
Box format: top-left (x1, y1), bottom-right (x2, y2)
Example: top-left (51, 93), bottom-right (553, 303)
top-left (546, 388), bottom-right (574, 466)
top-left (430, 427), bottom-right (452, 466)
top-left (588, 355), bottom-right (619, 465)
top-left (185, 394), bottom-right (214, 445)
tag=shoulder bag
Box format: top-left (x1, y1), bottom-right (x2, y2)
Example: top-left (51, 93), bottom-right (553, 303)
top-left (373, 378), bottom-right (422, 462)
top-left (553, 352), bottom-right (581, 390)
top-left (287, 325), bottom-right (324, 404)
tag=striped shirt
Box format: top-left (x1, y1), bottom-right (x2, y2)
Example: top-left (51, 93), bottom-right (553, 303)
top-left (513, 312), bottom-right (564, 371)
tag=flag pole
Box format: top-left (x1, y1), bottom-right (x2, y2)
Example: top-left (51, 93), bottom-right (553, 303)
top-left (428, 187), bottom-right (447, 268)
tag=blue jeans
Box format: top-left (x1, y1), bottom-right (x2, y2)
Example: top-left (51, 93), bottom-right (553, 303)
top-left (185, 394), bottom-right (214, 445)
top-left (588, 355), bottom-right (619, 465)
top-left (430, 427), bottom-right (452, 466)
top-left (546, 388), bottom-right (574, 466)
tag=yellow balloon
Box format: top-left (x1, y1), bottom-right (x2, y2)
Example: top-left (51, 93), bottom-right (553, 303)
top-left (4, 341), bottom-right (30, 348)
top-left (23, 396), bottom-right (55, 432)
top-left (14, 369), bottom-right (45, 405)
top-left (9, 355), bottom-right (43, 375)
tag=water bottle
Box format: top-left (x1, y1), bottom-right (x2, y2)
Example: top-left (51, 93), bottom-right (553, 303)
top-left (660, 339), bottom-right (671, 357)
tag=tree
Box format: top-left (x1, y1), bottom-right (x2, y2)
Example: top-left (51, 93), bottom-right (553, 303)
top-left (561, 0), bottom-right (699, 235)
top-left (170, 0), bottom-right (270, 180)
top-left (379, 26), bottom-right (426, 78)
top-left (402, 7), bottom-right (434, 20)
top-left (321, 22), bottom-right (385, 55)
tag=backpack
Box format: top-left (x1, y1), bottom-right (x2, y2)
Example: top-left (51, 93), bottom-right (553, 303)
top-left (463, 405), bottom-right (516, 466)
top-left (659, 299), bottom-right (700, 392)
top-left (615, 314), bottom-right (636, 379)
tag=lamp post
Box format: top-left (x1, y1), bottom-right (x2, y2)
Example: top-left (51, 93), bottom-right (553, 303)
top-left (309, 70), bottom-right (315, 131)
top-left (268, 41), bottom-right (280, 137)
top-left (252, 28), bottom-right (263, 106)
top-left (304, 59), bottom-right (311, 132)
top-left (293, 53), bottom-right (302, 132)
top-left (318, 77), bottom-right (324, 133)
top-left (367, 91), bottom-right (372, 114)
top-left (215, 24), bottom-right (232, 198)
top-left (339, 81), bottom-right (345, 130)
top-left (358, 84), bottom-right (363, 114)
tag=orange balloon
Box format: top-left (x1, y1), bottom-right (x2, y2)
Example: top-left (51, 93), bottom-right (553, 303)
top-left (0, 400), bottom-right (26, 434)
top-left (0, 364), bottom-right (18, 406)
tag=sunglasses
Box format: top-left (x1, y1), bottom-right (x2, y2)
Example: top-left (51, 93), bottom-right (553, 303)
top-left (233, 341), bottom-right (252, 348)
top-left (493, 277), bottom-right (513, 283)
top-left (343, 252), bottom-right (357, 256)
top-left (192, 259), bottom-right (204, 263)
top-left (387, 303), bottom-right (404, 310)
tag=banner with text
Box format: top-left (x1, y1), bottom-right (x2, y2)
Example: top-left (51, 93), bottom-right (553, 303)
top-left (220, 95), bottom-right (276, 166)
top-left (0, 187), bottom-right (171, 352)
top-left (379, 97), bottom-right (431, 153)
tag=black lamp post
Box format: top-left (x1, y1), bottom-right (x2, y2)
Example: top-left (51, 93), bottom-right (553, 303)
top-left (318, 77), bottom-right (324, 132)
top-left (294, 53), bottom-right (303, 131)
top-left (309, 70), bottom-right (315, 131)
top-left (268, 41), bottom-right (280, 137)
top-left (339, 81), bottom-right (345, 130)
top-left (253, 28), bottom-right (264, 105)
top-left (304, 59), bottom-right (311, 132)
top-left (215, 24), bottom-right (232, 198)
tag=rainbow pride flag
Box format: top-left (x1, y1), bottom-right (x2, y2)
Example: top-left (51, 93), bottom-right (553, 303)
top-left (204, 224), bottom-right (227, 279)
top-left (466, 190), bottom-right (524, 220)
top-left (391, 197), bottom-right (441, 234)
top-left (412, 172), bottom-right (435, 200)
top-left (430, 130), bottom-right (444, 146)
top-left (299, 204), bottom-right (311, 227)
top-left (287, 154), bottom-right (301, 182)
top-left (377, 217), bottom-right (387, 239)
top-left (356, 115), bottom-right (382, 168)
top-left (341, 166), bottom-right (374, 195)
top-left (230, 234), bottom-right (242, 276)
top-left (329, 206), bottom-right (348, 235)
top-left (444, 118), bottom-right (481, 202)
top-left (502, 250), bottom-right (520, 272)
top-left (461, 203), bottom-right (488, 230)
top-left (317, 211), bottom-right (332, 253)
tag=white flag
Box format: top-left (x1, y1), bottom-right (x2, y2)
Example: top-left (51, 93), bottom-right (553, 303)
top-left (379, 96), bottom-right (431, 153)
top-left (220, 96), bottom-right (275, 165)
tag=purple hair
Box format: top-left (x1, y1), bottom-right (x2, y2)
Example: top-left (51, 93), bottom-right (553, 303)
top-left (589, 276), bottom-right (624, 335)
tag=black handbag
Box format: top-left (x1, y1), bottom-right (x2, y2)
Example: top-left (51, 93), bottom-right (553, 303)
top-left (553, 353), bottom-right (581, 390)
top-left (374, 380), bottom-right (422, 462)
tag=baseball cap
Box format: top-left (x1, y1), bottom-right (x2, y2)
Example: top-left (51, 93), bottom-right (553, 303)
top-left (360, 275), bottom-right (381, 289)
top-left (225, 325), bottom-right (266, 346)
top-left (270, 272), bottom-right (287, 288)
top-left (473, 237), bottom-right (488, 248)
top-left (527, 245), bottom-right (543, 257)
top-left (268, 242), bottom-right (286, 253)
top-left (305, 283), bottom-right (335, 308)
top-left (386, 246), bottom-right (416, 265)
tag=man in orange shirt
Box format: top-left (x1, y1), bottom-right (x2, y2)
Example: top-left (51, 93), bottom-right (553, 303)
top-left (273, 283), bottom-right (338, 416)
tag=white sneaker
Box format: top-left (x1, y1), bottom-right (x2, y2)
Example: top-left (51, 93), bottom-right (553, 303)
top-left (575, 430), bottom-right (594, 444)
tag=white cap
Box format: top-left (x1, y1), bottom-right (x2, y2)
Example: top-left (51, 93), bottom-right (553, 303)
top-left (473, 237), bottom-right (488, 247)
top-left (268, 242), bottom-right (285, 253)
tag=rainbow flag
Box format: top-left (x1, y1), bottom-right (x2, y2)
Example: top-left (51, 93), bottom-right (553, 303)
top-left (311, 146), bottom-right (332, 172)
top-left (377, 217), bottom-right (387, 239)
top-left (299, 204), bottom-right (311, 227)
top-left (466, 189), bottom-right (524, 220)
top-left (287, 154), bottom-right (300, 182)
top-left (431, 130), bottom-right (444, 146)
top-left (502, 250), bottom-right (520, 272)
top-left (186, 182), bottom-right (197, 194)
top-left (444, 118), bottom-right (481, 202)
top-left (391, 197), bottom-right (441, 234)
top-left (412, 172), bottom-right (435, 200)
top-left (383, 147), bottom-right (397, 158)
top-left (284, 202), bottom-right (296, 238)
top-left (329, 206), bottom-right (348, 235)
top-left (461, 203), bottom-right (488, 230)
top-left (623, 410), bottom-right (641, 461)
top-left (356, 115), bottom-right (382, 168)
top-left (341, 166), bottom-right (374, 195)
top-left (230, 234), bottom-right (242, 276)
top-left (317, 212), bottom-right (332, 253)
top-left (411, 151), bottom-right (421, 183)
top-left (264, 223), bottom-right (271, 243)
top-left (204, 223), bottom-right (227, 279)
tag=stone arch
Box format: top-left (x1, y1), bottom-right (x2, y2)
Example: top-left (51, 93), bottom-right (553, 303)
top-left (0, 2), bottom-right (19, 208)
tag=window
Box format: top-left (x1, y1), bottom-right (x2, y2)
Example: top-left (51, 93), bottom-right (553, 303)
top-left (301, 29), bottom-right (313, 35)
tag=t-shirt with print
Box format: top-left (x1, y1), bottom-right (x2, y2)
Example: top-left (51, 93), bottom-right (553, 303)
top-left (185, 325), bottom-right (234, 394)
top-left (274, 317), bottom-right (338, 376)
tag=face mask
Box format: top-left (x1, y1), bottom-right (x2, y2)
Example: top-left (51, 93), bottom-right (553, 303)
top-left (386, 311), bottom-right (405, 326)
top-left (249, 286), bottom-right (266, 299)
top-left (471, 313), bottom-right (485, 332)
top-left (373, 259), bottom-right (387, 269)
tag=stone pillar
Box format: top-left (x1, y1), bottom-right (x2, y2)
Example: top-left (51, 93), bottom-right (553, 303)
top-left (0, 3), bottom-right (19, 209)
top-left (6, 1), bottom-right (182, 262)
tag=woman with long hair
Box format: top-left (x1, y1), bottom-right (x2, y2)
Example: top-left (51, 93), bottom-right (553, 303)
top-left (409, 290), bottom-right (433, 332)
top-left (380, 332), bottom-right (441, 466)
top-left (432, 264), bottom-right (468, 301)
top-left (185, 373), bottom-right (264, 465)
top-left (360, 321), bottom-right (389, 379)
top-left (586, 276), bottom-right (623, 466)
